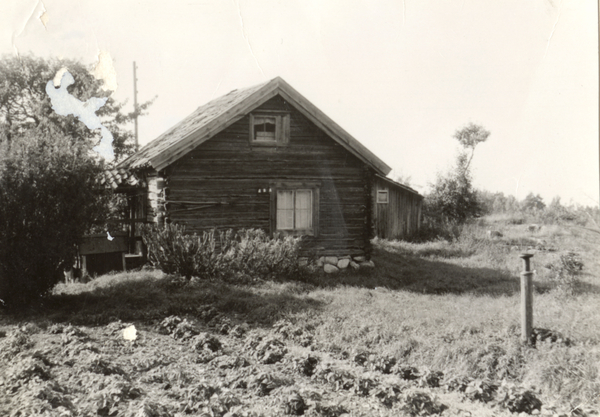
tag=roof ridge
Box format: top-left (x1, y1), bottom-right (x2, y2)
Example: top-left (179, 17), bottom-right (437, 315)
top-left (120, 77), bottom-right (391, 175)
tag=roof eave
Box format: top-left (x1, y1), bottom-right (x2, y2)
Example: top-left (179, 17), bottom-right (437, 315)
top-left (274, 78), bottom-right (391, 176)
top-left (149, 79), bottom-right (282, 172)
top-left (121, 77), bottom-right (392, 176)
top-left (375, 173), bottom-right (423, 198)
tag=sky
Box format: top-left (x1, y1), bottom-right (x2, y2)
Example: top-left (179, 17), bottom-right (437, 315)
top-left (1, 0), bottom-right (598, 206)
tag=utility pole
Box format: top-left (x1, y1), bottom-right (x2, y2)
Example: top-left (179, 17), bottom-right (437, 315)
top-left (130, 62), bottom-right (140, 256)
top-left (133, 61), bottom-right (139, 151)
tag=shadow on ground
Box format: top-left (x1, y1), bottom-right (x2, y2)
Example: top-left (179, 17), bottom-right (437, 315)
top-left (0, 273), bottom-right (324, 328)
top-left (307, 247), bottom-right (548, 296)
top-left (4, 244), bottom-right (597, 327)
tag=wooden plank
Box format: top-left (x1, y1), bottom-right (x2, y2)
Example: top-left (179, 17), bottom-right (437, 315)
top-left (79, 236), bottom-right (128, 255)
top-left (81, 255), bottom-right (87, 275)
top-left (282, 114), bottom-right (290, 145)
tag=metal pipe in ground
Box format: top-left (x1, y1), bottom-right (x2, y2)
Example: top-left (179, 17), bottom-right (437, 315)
top-left (520, 253), bottom-right (534, 345)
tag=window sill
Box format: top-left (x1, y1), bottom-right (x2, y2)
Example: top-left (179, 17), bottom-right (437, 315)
top-left (275, 229), bottom-right (315, 237)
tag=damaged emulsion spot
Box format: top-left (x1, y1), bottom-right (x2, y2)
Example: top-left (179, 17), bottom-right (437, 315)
top-left (46, 52), bottom-right (119, 240)
top-left (39, 10), bottom-right (49, 29)
top-left (92, 51), bottom-right (119, 92)
top-left (45, 70), bottom-right (115, 160)
top-left (232, 0), bottom-right (266, 77)
top-left (543, 0), bottom-right (562, 60)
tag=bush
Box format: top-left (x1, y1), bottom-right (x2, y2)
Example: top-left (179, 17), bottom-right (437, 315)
top-left (0, 128), bottom-right (107, 307)
top-left (464, 379), bottom-right (498, 403)
top-left (141, 224), bottom-right (301, 281)
top-left (400, 389), bottom-right (446, 416)
top-left (140, 224), bottom-right (210, 279)
top-left (495, 382), bottom-right (542, 414)
top-left (230, 229), bottom-right (301, 278)
top-left (547, 251), bottom-right (584, 295)
top-left (423, 151), bottom-right (485, 237)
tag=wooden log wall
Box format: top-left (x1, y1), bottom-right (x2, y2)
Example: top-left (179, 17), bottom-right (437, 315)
top-left (372, 177), bottom-right (422, 240)
top-left (156, 95), bottom-right (372, 257)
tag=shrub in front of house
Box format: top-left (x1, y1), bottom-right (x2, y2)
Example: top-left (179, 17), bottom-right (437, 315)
top-left (140, 223), bottom-right (204, 279)
top-left (140, 224), bottom-right (301, 281)
top-left (222, 229), bottom-right (301, 279)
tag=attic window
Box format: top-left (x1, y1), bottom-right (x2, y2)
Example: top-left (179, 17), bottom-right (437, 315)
top-left (250, 113), bottom-right (290, 146)
top-left (253, 116), bottom-right (276, 141)
top-left (377, 189), bottom-right (389, 204)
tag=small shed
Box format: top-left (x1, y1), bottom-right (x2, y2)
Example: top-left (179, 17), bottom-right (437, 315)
top-left (372, 174), bottom-right (422, 240)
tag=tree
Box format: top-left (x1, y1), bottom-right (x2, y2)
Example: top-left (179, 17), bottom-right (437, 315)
top-left (452, 123), bottom-right (490, 172)
top-left (0, 54), bottom-right (154, 161)
top-left (0, 54), bottom-right (153, 306)
top-left (425, 123), bottom-right (490, 226)
top-left (394, 172), bottom-right (412, 187)
top-left (425, 152), bottom-right (481, 223)
top-left (0, 127), bottom-right (109, 307)
top-left (521, 192), bottom-right (545, 211)
top-left (476, 190), bottom-right (504, 215)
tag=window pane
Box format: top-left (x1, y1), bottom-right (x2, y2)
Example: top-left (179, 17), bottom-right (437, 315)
top-left (277, 191), bottom-right (294, 230)
top-left (264, 120), bottom-right (276, 132)
top-left (296, 190), bottom-right (311, 209)
top-left (254, 116), bottom-right (276, 141)
top-left (295, 190), bottom-right (312, 229)
top-left (278, 190), bottom-right (293, 209)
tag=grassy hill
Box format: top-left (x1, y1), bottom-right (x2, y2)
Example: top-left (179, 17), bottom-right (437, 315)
top-left (1, 216), bottom-right (598, 416)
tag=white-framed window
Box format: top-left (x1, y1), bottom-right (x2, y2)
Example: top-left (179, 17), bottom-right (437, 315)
top-left (277, 189), bottom-right (312, 230)
top-left (377, 189), bottom-right (389, 204)
top-left (272, 182), bottom-right (319, 236)
top-left (249, 112), bottom-right (290, 146)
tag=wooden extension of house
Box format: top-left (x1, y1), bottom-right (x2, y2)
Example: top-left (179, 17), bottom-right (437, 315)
top-left (112, 77), bottom-right (422, 268)
top-left (373, 174), bottom-right (423, 240)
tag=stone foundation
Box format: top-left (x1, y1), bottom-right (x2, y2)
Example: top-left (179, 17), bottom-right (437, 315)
top-left (300, 255), bottom-right (375, 273)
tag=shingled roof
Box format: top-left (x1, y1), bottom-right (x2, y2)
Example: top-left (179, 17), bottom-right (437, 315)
top-left (96, 168), bottom-right (141, 190)
top-left (119, 77), bottom-right (391, 175)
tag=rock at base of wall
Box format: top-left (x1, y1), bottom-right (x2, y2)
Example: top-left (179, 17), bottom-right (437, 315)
top-left (316, 257), bottom-right (325, 267)
top-left (324, 264), bottom-right (339, 274)
top-left (324, 256), bottom-right (338, 266)
top-left (349, 261), bottom-right (360, 270)
top-left (353, 256), bottom-right (366, 263)
top-left (299, 257), bottom-right (309, 267)
top-left (338, 255), bottom-right (352, 260)
top-left (360, 260), bottom-right (375, 268)
top-left (337, 258), bottom-right (350, 269)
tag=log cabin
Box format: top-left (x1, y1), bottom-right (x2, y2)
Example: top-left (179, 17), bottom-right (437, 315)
top-left (117, 77), bottom-right (422, 265)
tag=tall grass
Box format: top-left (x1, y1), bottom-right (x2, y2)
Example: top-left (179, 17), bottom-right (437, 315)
top-left (297, 216), bottom-right (600, 408)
